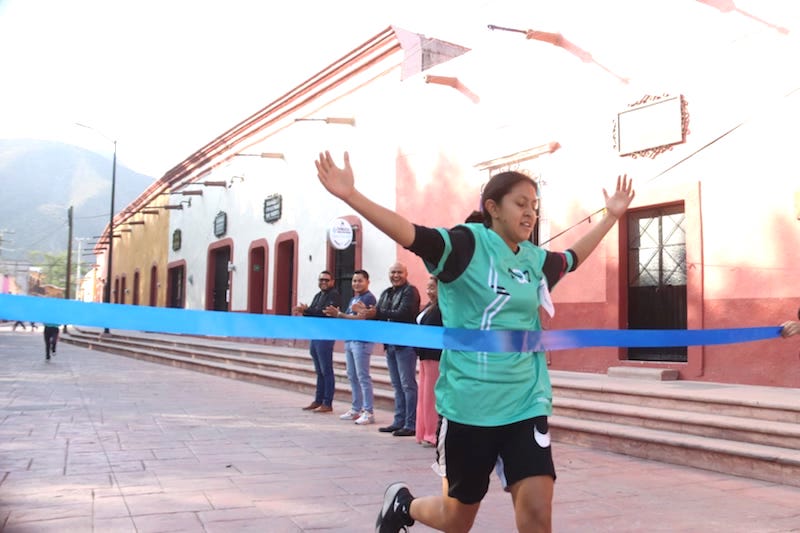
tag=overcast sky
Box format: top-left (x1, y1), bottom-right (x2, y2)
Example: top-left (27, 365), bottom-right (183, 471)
top-left (0, 0), bottom-right (509, 178)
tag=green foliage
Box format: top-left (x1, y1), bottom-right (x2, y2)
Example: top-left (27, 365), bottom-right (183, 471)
top-left (27, 250), bottom-right (88, 289)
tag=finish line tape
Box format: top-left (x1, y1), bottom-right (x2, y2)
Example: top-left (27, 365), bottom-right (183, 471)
top-left (0, 294), bottom-right (781, 352)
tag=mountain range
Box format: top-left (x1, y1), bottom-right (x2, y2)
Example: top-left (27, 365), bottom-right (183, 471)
top-left (0, 139), bottom-right (156, 264)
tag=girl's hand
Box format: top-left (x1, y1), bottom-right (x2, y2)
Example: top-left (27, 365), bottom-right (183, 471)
top-left (315, 151), bottom-right (355, 201)
top-left (603, 174), bottom-right (635, 219)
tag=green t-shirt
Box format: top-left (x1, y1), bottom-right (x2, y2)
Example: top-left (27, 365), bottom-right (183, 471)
top-left (424, 224), bottom-right (574, 426)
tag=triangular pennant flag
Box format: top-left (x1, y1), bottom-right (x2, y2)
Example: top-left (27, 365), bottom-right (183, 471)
top-left (392, 26), bottom-right (471, 80)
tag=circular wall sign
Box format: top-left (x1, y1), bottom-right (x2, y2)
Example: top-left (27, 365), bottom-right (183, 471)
top-left (328, 218), bottom-right (353, 250)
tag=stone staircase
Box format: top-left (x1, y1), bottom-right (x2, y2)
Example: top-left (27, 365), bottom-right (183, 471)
top-left (62, 327), bottom-right (397, 410)
top-left (62, 327), bottom-right (800, 488)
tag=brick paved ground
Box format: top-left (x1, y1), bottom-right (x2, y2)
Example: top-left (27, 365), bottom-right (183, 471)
top-left (1, 327), bottom-right (798, 532)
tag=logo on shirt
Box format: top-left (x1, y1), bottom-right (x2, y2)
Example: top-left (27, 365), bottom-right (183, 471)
top-left (508, 268), bottom-right (532, 284)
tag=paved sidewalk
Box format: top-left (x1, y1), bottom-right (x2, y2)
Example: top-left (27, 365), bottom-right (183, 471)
top-left (1, 328), bottom-right (799, 532)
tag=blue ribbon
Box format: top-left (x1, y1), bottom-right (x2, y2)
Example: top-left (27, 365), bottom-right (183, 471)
top-left (0, 294), bottom-right (781, 351)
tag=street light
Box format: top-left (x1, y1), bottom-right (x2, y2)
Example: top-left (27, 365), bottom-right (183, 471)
top-left (75, 123), bottom-right (117, 332)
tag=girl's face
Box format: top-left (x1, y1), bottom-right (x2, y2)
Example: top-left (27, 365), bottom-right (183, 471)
top-left (486, 181), bottom-right (539, 249)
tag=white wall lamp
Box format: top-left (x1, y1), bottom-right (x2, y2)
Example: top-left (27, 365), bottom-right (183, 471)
top-left (424, 75), bottom-right (480, 104)
top-left (294, 117), bottom-right (356, 126)
top-left (235, 152), bottom-right (286, 159)
top-left (228, 175), bottom-right (245, 188)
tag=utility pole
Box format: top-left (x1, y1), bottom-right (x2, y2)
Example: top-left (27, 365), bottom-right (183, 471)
top-left (64, 207), bottom-right (73, 334)
top-left (65, 207), bottom-right (73, 300)
top-left (0, 228), bottom-right (15, 259)
top-left (75, 237), bottom-right (90, 300)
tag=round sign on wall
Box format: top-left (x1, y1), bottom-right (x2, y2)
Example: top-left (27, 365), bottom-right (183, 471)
top-left (328, 218), bottom-right (353, 250)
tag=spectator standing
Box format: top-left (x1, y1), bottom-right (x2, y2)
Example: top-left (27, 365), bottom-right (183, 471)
top-left (362, 262), bottom-right (420, 437)
top-left (324, 269), bottom-right (378, 425)
top-left (415, 276), bottom-right (442, 448)
top-left (293, 270), bottom-right (341, 413)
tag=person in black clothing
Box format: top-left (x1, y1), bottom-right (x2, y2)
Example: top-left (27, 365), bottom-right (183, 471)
top-left (43, 323), bottom-right (59, 360)
top-left (357, 262), bottom-right (420, 436)
top-left (293, 270), bottom-right (341, 413)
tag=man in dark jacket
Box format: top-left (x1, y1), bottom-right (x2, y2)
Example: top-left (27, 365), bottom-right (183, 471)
top-left (359, 262), bottom-right (420, 436)
top-left (293, 270), bottom-right (341, 413)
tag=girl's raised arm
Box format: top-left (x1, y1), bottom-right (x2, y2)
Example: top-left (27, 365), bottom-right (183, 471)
top-left (316, 151), bottom-right (416, 247)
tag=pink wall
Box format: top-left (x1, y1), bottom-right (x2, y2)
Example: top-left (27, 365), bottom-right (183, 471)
top-left (393, 145), bottom-right (800, 388)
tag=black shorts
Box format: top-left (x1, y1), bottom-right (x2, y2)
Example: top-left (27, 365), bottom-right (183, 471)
top-left (434, 416), bottom-right (556, 505)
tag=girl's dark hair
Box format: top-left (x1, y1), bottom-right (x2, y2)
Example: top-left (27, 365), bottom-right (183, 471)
top-left (464, 210), bottom-right (485, 224)
top-left (473, 171), bottom-right (538, 227)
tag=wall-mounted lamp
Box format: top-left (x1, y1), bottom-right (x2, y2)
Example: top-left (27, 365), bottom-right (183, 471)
top-left (235, 152), bottom-right (286, 159)
top-left (227, 261), bottom-right (236, 272)
top-left (180, 199), bottom-right (192, 208)
top-left (424, 75), bottom-right (480, 104)
top-left (474, 141), bottom-right (561, 172)
top-left (228, 175), bottom-right (245, 188)
top-left (294, 117), bottom-right (356, 126)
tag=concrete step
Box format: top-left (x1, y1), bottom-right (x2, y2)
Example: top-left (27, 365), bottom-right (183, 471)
top-left (554, 396), bottom-right (800, 450)
top-left (551, 415), bottom-right (800, 488)
top-left (63, 330), bottom-right (397, 410)
top-left (551, 373), bottom-right (800, 423)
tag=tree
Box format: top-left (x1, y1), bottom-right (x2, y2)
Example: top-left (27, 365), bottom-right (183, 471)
top-left (28, 250), bottom-right (68, 289)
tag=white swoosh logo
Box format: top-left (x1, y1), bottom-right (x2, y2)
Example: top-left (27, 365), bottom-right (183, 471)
top-left (534, 426), bottom-right (551, 448)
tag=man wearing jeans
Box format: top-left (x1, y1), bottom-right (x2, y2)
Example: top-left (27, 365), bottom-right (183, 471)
top-left (363, 262), bottom-right (420, 436)
top-left (293, 271), bottom-right (341, 413)
top-left (325, 269), bottom-right (378, 425)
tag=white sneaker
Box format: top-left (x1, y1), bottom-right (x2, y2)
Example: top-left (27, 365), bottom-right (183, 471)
top-left (339, 409), bottom-right (360, 420)
top-left (355, 411), bottom-right (375, 425)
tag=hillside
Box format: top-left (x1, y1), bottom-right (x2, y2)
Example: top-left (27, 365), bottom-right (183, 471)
top-left (0, 139), bottom-right (156, 263)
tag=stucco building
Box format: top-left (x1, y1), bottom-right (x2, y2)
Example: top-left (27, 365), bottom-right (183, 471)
top-left (94, 3), bottom-right (800, 387)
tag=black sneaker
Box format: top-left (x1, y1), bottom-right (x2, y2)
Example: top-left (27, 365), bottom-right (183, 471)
top-left (375, 482), bottom-right (414, 533)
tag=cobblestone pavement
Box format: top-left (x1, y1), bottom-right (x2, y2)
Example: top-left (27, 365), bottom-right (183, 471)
top-left (1, 327), bottom-right (798, 532)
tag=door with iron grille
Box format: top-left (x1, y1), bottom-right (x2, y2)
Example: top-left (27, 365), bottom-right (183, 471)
top-left (627, 205), bottom-right (687, 361)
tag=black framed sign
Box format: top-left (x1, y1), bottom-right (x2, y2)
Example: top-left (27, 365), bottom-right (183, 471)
top-left (213, 211), bottom-right (227, 237)
top-left (264, 194), bottom-right (282, 223)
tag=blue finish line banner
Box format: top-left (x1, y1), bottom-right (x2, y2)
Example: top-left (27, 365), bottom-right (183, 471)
top-left (0, 294), bottom-right (781, 352)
